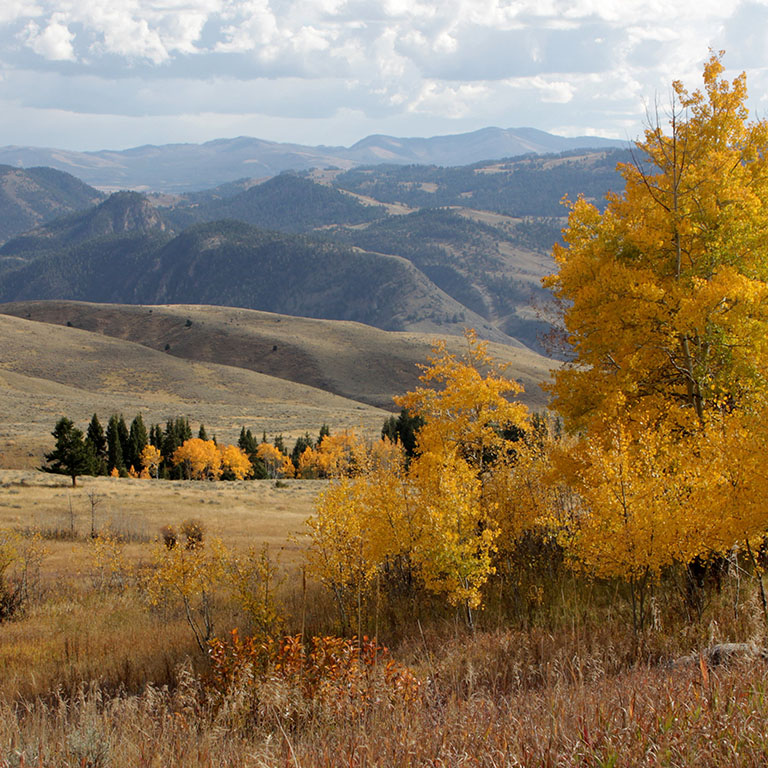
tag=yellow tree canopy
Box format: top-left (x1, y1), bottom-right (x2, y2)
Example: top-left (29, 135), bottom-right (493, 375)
top-left (396, 329), bottom-right (529, 472)
top-left (172, 438), bottom-right (222, 481)
top-left (219, 444), bottom-right (253, 480)
top-left (546, 52), bottom-right (768, 433)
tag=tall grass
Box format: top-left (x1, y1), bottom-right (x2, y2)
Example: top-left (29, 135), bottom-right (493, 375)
top-left (1, 546), bottom-right (767, 766)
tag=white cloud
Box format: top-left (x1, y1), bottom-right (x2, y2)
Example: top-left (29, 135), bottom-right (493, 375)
top-left (0, 0), bottom-right (761, 150)
top-left (20, 13), bottom-right (75, 61)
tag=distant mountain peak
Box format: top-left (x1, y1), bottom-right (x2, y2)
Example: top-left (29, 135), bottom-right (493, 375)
top-left (0, 127), bottom-right (628, 193)
top-left (92, 191), bottom-right (167, 236)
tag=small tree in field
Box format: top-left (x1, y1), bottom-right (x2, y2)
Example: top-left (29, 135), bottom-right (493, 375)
top-left (140, 444), bottom-right (162, 479)
top-left (43, 418), bottom-right (93, 487)
top-left (306, 330), bottom-right (531, 624)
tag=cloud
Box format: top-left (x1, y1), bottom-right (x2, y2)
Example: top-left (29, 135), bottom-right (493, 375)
top-left (20, 13), bottom-right (75, 61)
top-left (0, 0), bottom-right (762, 151)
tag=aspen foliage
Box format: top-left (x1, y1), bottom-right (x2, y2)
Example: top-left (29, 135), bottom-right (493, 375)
top-left (139, 444), bottom-right (162, 478)
top-left (544, 54), bottom-right (768, 598)
top-left (219, 444), bottom-right (253, 480)
top-left (396, 329), bottom-right (528, 471)
top-left (305, 330), bottom-right (532, 616)
top-left (172, 438), bottom-right (223, 480)
top-left (546, 52), bottom-right (768, 433)
top-left (145, 528), bottom-right (225, 653)
top-left (170, 439), bottom-right (254, 481)
top-left (256, 442), bottom-right (294, 478)
top-left (296, 430), bottom-right (390, 478)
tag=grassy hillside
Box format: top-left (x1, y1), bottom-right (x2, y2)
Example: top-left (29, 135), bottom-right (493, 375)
top-left (0, 312), bottom-right (391, 469)
top-left (0, 301), bottom-right (552, 411)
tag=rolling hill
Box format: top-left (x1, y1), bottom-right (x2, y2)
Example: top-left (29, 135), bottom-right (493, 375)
top-left (0, 303), bottom-right (553, 468)
top-left (0, 301), bottom-right (551, 411)
top-left (0, 311), bottom-right (390, 468)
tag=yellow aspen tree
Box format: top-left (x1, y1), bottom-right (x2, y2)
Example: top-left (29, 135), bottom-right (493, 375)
top-left (278, 454), bottom-right (295, 479)
top-left (546, 52), bottom-right (768, 434)
top-left (304, 479), bottom-right (376, 631)
top-left (173, 438), bottom-right (223, 480)
top-left (146, 536), bottom-right (226, 653)
top-left (297, 445), bottom-right (320, 478)
top-left (408, 449), bottom-right (497, 613)
top-left (543, 53), bottom-right (768, 596)
top-left (315, 430), bottom-right (363, 478)
top-left (397, 329), bottom-right (529, 472)
top-left (305, 333), bottom-right (531, 619)
top-left (219, 444), bottom-right (253, 480)
top-left (564, 419), bottom-right (704, 631)
top-left (139, 444), bottom-right (162, 479)
top-left (256, 442), bottom-right (286, 478)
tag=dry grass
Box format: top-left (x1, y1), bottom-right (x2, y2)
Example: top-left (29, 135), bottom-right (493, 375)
top-left (2, 469), bottom-right (767, 764)
top-left (3, 621), bottom-right (768, 767)
top-left (0, 468), bottom-right (321, 703)
top-left (0, 470), bottom-right (318, 574)
top-left (0, 300), bottom-right (552, 410)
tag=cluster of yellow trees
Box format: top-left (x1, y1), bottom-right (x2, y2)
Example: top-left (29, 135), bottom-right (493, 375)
top-left (125, 429), bottom-right (386, 482)
top-left (122, 440), bottom-right (253, 481)
top-left (305, 54), bottom-right (768, 630)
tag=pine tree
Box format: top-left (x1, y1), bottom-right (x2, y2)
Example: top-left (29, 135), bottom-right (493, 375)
top-left (291, 433), bottom-right (315, 466)
top-left (43, 418), bottom-right (93, 487)
top-left (117, 416), bottom-right (130, 470)
top-left (106, 414), bottom-right (125, 473)
top-left (128, 414), bottom-right (149, 470)
top-left (150, 424), bottom-right (163, 449)
top-left (85, 413), bottom-right (107, 475)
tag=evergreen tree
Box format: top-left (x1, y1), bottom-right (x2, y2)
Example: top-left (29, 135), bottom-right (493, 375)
top-left (117, 415), bottom-right (130, 470)
top-left (149, 424), bottom-right (163, 449)
top-left (175, 417), bottom-right (192, 442)
top-left (381, 409), bottom-right (424, 459)
top-left (85, 413), bottom-right (107, 475)
top-left (238, 427), bottom-right (267, 478)
top-left (198, 424), bottom-right (208, 441)
top-left (291, 433), bottom-right (315, 466)
top-left (318, 423), bottom-right (330, 446)
top-left (106, 414), bottom-right (125, 473)
top-left (128, 414), bottom-right (149, 470)
top-left (43, 418), bottom-right (93, 487)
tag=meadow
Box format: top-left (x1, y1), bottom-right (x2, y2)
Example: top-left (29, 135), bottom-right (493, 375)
top-left (1, 466), bottom-right (768, 767)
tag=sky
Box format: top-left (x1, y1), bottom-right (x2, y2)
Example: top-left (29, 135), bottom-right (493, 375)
top-left (0, 0), bottom-right (766, 151)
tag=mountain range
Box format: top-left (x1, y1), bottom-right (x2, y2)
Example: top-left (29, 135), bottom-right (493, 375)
top-left (0, 143), bottom-right (632, 361)
top-left (0, 127), bottom-right (627, 193)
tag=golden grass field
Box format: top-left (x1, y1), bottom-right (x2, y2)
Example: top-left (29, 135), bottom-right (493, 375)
top-left (0, 468), bottom-right (326, 701)
top-left (0, 469), bottom-right (318, 573)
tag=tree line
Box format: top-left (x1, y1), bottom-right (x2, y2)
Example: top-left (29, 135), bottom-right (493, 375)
top-left (42, 411), bottom-right (417, 486)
